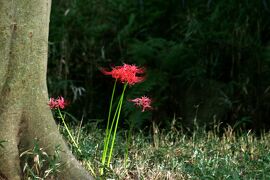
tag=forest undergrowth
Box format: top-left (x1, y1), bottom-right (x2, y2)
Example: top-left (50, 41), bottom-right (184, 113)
top-left (60, 122), bottom-right (270, 180)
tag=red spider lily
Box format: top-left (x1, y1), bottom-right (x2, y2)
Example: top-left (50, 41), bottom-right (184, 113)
top-left (101, 63), bottom-right (145, 85)
top-left (129, 96), bottom-right (152, 112)
top-left (57, 96), bottom-right (66, 109)
top-left (48, 96), bottom-right (67, 109)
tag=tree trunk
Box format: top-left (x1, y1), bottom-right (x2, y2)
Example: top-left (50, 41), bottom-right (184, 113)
top-left (0, 1), bottom-right (93, 179)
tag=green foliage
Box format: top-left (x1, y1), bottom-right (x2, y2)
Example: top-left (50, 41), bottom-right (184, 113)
top-left (65, 123), bottom-right (270, 179)
top-left (20, 140), bottom-right (62, 179)
top-left (49, 0), bottom-right (270, 130)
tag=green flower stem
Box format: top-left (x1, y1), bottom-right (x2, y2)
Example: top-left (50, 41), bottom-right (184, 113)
top-left (101, 80), bottom-right (117, 166)
top-left (105, 80), bottom-right (117, 135)
top-left (57, 109), bottom-right (96, 176)
top-left (107, 83), bottom-right (127, 167)
top-left (86, 161), bottom-right (96, 177)
top-left (100, 86), bottom-right (122, 175)
top-left (57, 108), bottom-right (81, 153)
top-left (102, 98), bottom-right (121, 166)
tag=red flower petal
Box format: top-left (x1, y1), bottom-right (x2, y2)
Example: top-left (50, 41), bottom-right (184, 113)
top-left (100, 63), bottom-right (145, 86)
top-left (48, 96), bottom-right (68, 109)
top-left (129, 96), bottom-right (152, 112)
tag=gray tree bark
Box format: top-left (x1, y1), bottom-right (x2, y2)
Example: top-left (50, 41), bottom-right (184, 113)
top-left (0, 0), bottom-right (94, 179)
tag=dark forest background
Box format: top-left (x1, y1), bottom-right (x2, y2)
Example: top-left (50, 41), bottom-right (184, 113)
top-left (48, 0), bottom-right (270, 132)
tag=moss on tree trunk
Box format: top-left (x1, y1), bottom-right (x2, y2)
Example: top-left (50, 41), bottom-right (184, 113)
top-left (0, 0), bottom-right (93, 179)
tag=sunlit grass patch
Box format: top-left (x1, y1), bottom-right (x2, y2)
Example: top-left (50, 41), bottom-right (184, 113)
top-left (60, 123), bottom-right (270, 179)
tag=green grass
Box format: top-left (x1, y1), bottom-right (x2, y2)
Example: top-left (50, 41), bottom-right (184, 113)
top-left (59, 123), bottom-right (270, 180)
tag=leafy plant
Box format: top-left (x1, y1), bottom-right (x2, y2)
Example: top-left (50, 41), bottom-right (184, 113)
top-left (49, 0), bottom-right (270, 131)
top-left (20, 141), bottom-right (62, 180)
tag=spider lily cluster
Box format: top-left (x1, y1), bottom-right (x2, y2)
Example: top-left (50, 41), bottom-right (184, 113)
top-left (100, 63), bottom-right (152, 174)
top-left (48, 63), bottom-right (153, 176)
